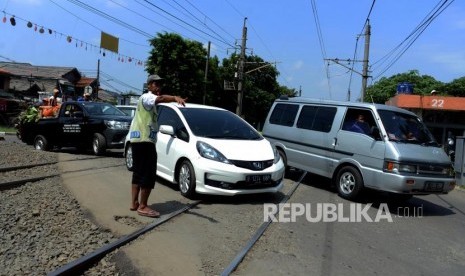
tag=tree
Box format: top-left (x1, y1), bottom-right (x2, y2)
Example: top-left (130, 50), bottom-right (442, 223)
top-left (444, 77), bottom-right (465, 97)
top-left (365, 70), bottom-right (444, 103)
top-left (145, 32), bottom-right (296, 128)
top-left (147, 32), bottom-right (207, 102)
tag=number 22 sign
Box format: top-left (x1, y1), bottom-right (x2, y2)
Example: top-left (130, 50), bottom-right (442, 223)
top-left (431, 98), bottom-right (444, 108)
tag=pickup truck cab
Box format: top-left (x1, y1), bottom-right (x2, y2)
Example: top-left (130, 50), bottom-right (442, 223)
top-left (18, 101), bottom-right (132, 155)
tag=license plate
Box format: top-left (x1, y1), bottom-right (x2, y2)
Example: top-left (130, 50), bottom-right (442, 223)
top-left (424, 181), bottom-right (444, 192)
top-left (246, 174), bottom-right (271, 183)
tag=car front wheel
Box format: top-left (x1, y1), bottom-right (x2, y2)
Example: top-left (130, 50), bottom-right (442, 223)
top-left (178, 160), bottom-right (196, 198)
top-left (92, 133), bottom-right (107, 155)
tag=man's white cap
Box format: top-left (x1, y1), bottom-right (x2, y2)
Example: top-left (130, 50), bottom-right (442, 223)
top-left (147, 74), bottom-right (163, 84)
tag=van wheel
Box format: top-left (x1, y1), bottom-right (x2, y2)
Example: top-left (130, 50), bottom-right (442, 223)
top-left (336, 166), bottom-right (364, 200)
top-left (92, 133), bottom-right (107, 155)
top-left (34, 135), bottom-right (49, 151)
top-left (178, 160), bottom-right (196, 199)
top-left (125, 144), bottom-right (133, 171)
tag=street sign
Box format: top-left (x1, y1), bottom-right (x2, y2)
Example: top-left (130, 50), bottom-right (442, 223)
top-left (84, 86), bottom-right (92, 95)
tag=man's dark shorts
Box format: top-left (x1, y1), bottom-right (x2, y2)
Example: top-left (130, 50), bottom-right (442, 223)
top-left (131, 142), bottom-right (157, 189)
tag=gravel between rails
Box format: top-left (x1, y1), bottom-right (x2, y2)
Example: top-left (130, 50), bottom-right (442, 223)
top-left (0, 138), bottom-right (124, 275)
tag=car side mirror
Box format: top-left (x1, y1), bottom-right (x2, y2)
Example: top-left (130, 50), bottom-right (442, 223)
top-left (159, 125), bottom-right (175, 136)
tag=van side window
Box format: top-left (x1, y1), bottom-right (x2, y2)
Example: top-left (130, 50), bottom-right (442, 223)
top-left (269, 103), bottom-right (299, 127)
top-left (296, 106), bottom-right (337, 133)
top-left (342, 108), bottom-right (375, 136)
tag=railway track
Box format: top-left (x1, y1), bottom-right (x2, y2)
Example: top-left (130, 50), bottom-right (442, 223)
top-left (0, 156), bottom-right (120, 191)
top-left (45, 170), bottom-right (307, 275)
top-left (1, 143), bottom-right (308, 275)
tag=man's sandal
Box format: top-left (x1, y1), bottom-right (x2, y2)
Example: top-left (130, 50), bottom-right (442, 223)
top-left (137, 208), bottom-right (160, 218)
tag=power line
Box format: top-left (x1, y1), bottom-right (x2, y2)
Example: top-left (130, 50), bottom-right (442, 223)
top-left (310, 0), bottom-right (332, 98)
top-left (183, 0), bottom-right (236, 41)
top-left (64, 0), bottom-right (153, 38)
top-left (50, 0), bottom-right (149, 48)
top-left (372, 0), bottom-right (454, 80)
top-left (142, 0), bottom-right (235, 48)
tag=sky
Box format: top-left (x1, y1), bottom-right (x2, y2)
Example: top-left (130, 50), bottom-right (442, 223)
top-left (0, 0), bottom-right (464, 102)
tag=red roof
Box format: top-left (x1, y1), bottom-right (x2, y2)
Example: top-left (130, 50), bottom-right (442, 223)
top-left (0, 68), bottom-right (12, 75)
top-left (75, 77), bottom-right (97, 88)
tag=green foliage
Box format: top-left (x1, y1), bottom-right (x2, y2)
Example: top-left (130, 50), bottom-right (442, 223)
top-left (147, 32), bottom-right (207, 103)
top-left (365, 70), bottom-right (444, 103)
top-left (18, 106), bottom-right (40, 124)
top-left (444, 77), bottom-right (465, 97)
top-left (145, 32), bottom-right (296, 127)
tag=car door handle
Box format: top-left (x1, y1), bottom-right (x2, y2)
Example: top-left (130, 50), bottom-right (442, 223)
top-left (332, 137), bottom-right (337, 147)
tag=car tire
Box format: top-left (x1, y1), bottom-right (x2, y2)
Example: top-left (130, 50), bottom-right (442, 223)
top-left (335, 166), bottom-right (364, 200)
top-left (34, 135), bottom-right (49, 151)
top-left (178, 160), bottom-right (196, 198)
top-left (92, 133), bottom-right (107, 156)
top-left (125, 144), bottom-right (133, 171)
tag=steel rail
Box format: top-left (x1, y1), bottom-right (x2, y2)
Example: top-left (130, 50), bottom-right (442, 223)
top-left (221, 171), bottom-right (307, 276)
top-left (0, 164), bottom-right (124, 191)
top-left (48, 200), bottom-right (202, 276)
top-left (0, 156), bottom-right (105, 173)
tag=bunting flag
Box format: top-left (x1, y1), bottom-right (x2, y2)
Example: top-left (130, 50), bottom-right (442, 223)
top-left (1, 11), bottom-right (144, 66)
top-left (100, 31), bottom-right (119, 53)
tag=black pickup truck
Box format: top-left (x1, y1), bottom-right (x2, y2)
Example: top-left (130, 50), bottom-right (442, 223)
top-left (17, 101), bottom-right (132, 155)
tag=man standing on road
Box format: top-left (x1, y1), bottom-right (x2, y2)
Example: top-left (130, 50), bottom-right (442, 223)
top-left (129, 74), bottom-right (186, 217)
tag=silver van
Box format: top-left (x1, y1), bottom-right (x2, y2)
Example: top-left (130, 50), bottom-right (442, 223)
top-left (262, 96), bottom-right (456, 200)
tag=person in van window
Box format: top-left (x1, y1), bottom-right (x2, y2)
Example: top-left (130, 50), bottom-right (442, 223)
top-left (385, 115), bottom-right (406, 140)
top-left (344, 114), bottom-right (371, 135)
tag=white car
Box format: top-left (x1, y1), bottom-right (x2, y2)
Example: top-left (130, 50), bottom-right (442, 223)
top-left (116, 105), bottom-right (137, 118)
top-left (124, 103), bottom-right (284, 198)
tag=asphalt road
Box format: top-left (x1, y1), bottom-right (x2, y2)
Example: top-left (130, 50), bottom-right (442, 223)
top-left (57, 149), bottom-right (465, 275)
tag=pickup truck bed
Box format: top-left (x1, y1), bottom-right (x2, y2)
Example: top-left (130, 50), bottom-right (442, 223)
top-left (18, 101), bottom-right (132, 155)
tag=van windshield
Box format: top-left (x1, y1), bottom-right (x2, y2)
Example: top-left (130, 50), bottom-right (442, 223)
top-left (378, 110), bottom-right (438, 146)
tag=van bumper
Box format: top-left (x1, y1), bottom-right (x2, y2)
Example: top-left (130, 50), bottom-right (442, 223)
top-left (375, 173), bottom-right (455, 194)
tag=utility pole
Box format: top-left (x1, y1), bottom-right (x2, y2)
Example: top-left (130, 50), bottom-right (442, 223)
top-left (236, 17), bottom-right (247, 116)
top-left (361, 20), bottom-right (371, 102)
top-left (324, 21), bottom-right (371, 102)
top-left (96, 59), bottom-right (100, 101)
top-left (203, 41), bottom-right (211, 105)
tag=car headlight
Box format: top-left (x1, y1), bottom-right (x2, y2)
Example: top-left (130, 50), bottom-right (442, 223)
top-left (384, 161), bottom-right (417, 174)
top-left (105, 120), bottom-right (130, 130)
top-left (273, 146), bottom-right (280, 164)
top-left (196, 141), bottom-right (231, 164)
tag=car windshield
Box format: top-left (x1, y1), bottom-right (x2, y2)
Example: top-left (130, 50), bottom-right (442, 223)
top-left (82, 102), bottom-right (127, 116)
top-left (180, 108), bottom-right (262, 140)
top-left (378, 110), bottom-right (438, 146)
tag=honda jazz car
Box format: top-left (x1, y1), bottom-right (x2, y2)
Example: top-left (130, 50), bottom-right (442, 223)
top-left (124, 103), bottom-right (284, 198)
